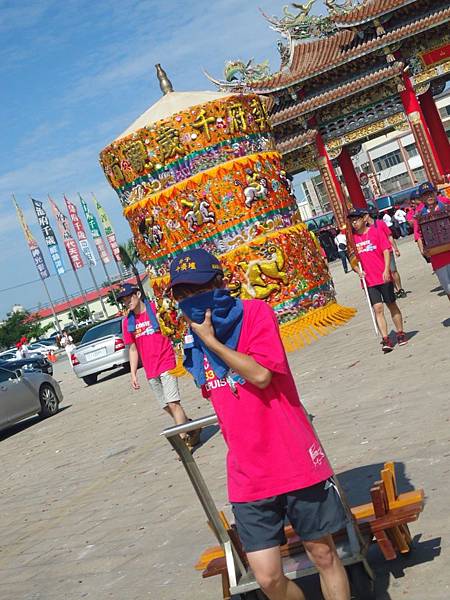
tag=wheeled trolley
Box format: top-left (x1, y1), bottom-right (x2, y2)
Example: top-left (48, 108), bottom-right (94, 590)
top-left (162, 414), bottom-right (387, 599)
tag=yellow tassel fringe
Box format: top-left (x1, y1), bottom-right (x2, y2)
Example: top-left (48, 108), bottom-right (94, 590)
top-left (280, 303), bottom-right (357, 353)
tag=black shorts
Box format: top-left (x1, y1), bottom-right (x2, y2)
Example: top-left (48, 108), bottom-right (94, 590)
top-left (367, 282), bottom-right (396, 306)
top-left (232, 479), bottom-right (348, 553)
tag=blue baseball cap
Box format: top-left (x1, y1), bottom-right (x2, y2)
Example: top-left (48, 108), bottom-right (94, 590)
top-left (116, 282), bottom-right (139, 299)
top-left (418, 181), bottom-right (436, 195)
top-left (347, 208), bottom-right (369, 218)
top-left (169, 249), bottom-right (223, 289)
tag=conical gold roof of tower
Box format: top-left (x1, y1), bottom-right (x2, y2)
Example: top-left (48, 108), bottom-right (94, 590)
top-left (116, 64), bottom-right (232, 140)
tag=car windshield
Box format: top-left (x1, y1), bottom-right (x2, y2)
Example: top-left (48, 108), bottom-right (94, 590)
top-left (81, 319), bottom-right (122, 343)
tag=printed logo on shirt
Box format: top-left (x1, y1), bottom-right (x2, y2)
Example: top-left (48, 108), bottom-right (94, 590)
top-left (308, 443), bottom-right (326, 468)
top-left (356, 239), bottom-right (377, 254)
top-left (134, 320), bottom-right (156, 338)
top-left (203, 357), bottom-right (246, 392)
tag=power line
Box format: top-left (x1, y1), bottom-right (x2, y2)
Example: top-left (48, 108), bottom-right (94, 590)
top-left (0, 275), bottom-right (57, 294)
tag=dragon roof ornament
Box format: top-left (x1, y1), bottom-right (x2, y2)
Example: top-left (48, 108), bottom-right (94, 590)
top-left (260, 2), bottom-right (338, 40)
top-left (204, 58), bottom-right (272, 92)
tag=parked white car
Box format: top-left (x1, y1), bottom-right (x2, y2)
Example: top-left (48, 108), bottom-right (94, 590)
top-left (71, 317), bottom-right (130, 386)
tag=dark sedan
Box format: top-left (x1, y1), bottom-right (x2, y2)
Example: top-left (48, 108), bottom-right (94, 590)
top-left (0, 356), bottom-right (53, 376)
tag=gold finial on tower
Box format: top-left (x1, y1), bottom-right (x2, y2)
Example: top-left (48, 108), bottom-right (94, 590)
top-left (155, 64), bottom-right (173, 95)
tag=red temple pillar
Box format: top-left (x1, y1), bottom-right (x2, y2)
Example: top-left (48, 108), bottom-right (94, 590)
top-left (315, 131), bottom-right (346, 229)
top-left (419, 88), bottom-right (450, 176)
top-left (337, 146), bottom-right (368, 209)
top-left (399, 73), bottom-right (443, 184)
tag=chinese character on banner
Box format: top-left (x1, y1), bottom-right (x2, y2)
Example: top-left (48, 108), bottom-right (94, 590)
top-left (250, 98), bottom-right (268, 129)
top-left (65, 196), bottom-right (97, 266)
top-left (49, 197), bottom-right (84, 271)
top-left (31, 198), bottom-right (65, 275)
top-left (92, 195), bottom-right (122, 264)
top-left (156, 125), bottom-right (185, 163)
top-left (192, 109), bottom-right (216, 141)
top-left (228, 103), bottom-right (247, 133)
top-left (14, 198), bottom-right (51, 280)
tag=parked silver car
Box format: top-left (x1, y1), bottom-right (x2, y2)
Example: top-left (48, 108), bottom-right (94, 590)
top-left (71, 317), bottom-right (129, 385)
top-left (0, 366), bottom-right (62, 433)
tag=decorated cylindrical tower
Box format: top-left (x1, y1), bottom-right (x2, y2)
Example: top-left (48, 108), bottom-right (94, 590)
top-left (99, 66), bottom-right (355, 348)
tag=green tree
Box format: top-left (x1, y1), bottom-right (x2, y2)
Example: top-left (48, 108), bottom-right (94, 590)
top-left (0, 311), bottom-right (52, 350)
top-left (118, 238), bottom-right (146, 297)
top-left (106, 288), bottom-right (122, 310)
top-left (73, 306), bottom-right (90, 322)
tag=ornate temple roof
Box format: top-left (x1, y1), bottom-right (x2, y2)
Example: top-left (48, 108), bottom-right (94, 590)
top-left (245, 3), bottom-right (450, 93)
top-left (271, 62), bottom-right (404, 125)
top-left (276, 129), bottom-right (317, 154)
top-left (331, 0), bottom-right (415, 27)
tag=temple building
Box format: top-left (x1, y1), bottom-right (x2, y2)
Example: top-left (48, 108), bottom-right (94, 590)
top-left (208, 0), bottom-right (450, 227)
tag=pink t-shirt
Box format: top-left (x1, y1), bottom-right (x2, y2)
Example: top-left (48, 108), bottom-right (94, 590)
top-left (122, 302), bottom-right (176, 379)
top-left (354, 226), bottom-right (391, 287)
top-left (371, 220), bottom-right (392, 251)
top-left (201, 300), bottom-right (332, 503)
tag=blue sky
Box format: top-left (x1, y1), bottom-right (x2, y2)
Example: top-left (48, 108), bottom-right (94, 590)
top-left (0, 0), bottom-right (326, 319)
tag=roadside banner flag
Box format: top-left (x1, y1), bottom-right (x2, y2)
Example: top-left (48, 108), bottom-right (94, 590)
top-left (64, 195), bottom-right (97, 266)
top-left (31, 198), bottom-right (65, 275)
top-left (92, 194), bottom-right (122, 264)
top-left (79, 194), bottom-right (111, 264)
top-left (14, 197), bottom-right (50, 280)
top-left (48, 196), bottom-right (84, 270)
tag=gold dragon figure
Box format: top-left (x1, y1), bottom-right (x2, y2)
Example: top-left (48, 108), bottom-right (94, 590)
top-left (237, 244), bottom-right (288, 299)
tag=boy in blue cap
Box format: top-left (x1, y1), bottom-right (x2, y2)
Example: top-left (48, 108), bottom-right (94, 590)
top-left (169, 249), bottom-right (351, 600)
top-left (118, 283), bottom-right (199, 449)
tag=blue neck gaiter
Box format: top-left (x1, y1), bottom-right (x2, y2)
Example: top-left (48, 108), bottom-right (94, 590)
top-left (179, 289), bottom-right (243, 386)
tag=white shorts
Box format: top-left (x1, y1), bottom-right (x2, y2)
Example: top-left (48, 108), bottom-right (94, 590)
top-left (148, 371), bottom-right (180, 408)
top-left (435, 264), bottom-right (450, 294)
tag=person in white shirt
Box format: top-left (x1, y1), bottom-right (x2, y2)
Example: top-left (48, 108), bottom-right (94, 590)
top-left (382, 213), bottom-right (393, 228)
top-left (393, 208), bottom-right (409, 237)
top-left (334, 230), bottom-right (348, 273)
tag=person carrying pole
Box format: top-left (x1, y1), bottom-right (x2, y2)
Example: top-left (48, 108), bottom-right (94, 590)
top-left (348, 208), bottom-right (408, 352)
top-left (169, 249), bottom-right (351, 600)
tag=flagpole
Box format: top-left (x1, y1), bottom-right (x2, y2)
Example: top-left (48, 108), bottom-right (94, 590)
top-left (56, 272), bottom-right (79, 327)
top-left (71, 266), bottom-right (94, 322)
top-left (42, 278), bottom-right (62, 334)
top-left (87, 265), bottom-right (108, 319)
top-left (99, 257), bottom-right (118, 305)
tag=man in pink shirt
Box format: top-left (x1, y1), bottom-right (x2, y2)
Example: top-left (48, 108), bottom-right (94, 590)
top-left (119, 283), bottom-right (199, 448)
top-left (169, 249), bottom-right (350, 600)
top-left (348, 208), bottom-right (407, 352)
top-left (415, 183), bottom-right (450, 302)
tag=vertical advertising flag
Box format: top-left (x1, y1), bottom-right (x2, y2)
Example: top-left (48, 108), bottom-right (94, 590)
top-left (79, 195), bottom-right (111, 264)
top-left (92, 195), bottom-right (122, 264)
top-left (49, 197), bottom-right (84, 270)
top-left (31, 198), bottom-right (65, 275)
top-left (64, 196), bottom-right (97, 266)
top-left (14, 198), bottom-right (50, 280)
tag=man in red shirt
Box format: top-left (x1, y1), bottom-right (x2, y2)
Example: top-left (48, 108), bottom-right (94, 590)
top-left (349, 209), bottom-right (408, 352)
top-left (169, 249), bottom-right (351, 600)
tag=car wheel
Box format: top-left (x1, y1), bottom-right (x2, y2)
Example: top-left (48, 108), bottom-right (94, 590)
top-left (39, 384), bottom-right (60, 418)
top-left (82, 373), bottom-right (98, 385)
top-left (122, 362), bottom-right (131, 373)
